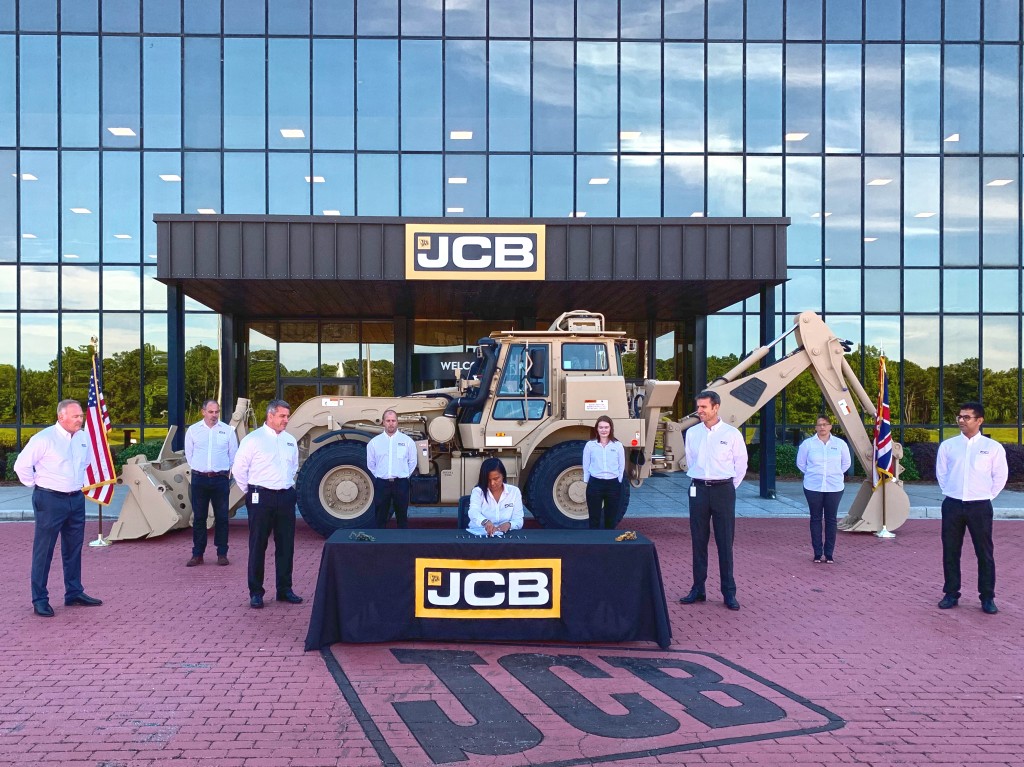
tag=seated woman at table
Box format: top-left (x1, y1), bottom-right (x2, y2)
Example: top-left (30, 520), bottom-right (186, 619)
top-left (467, 457), bottom-right (524, 537)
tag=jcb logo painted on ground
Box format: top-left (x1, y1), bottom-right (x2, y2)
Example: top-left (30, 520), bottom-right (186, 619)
top-left (415, 558), bottom-right (560, 618)
top-left (324, 645), bottom-right (845, 767)
top-left (405, 224), bottom-right (546, 280)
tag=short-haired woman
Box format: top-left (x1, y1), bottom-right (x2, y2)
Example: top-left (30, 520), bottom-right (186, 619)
top-left (796, 416), bottom-right (852, 563)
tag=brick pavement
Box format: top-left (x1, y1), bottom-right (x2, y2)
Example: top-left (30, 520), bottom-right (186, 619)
top-left (0, 515), bottom-right (1021, 767)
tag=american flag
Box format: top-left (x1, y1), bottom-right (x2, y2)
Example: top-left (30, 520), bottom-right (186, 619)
top-left (872, 356), bottom-right (895, 488)
top-left (84, 354), bottom-right (116, 504)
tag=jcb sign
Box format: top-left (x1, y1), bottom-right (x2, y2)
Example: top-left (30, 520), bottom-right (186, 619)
top-left (415, 558), bottom-right (561, 618)
top-left (405, 224), bottom-right (546, 280)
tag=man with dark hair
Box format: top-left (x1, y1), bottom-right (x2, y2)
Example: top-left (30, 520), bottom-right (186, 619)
top-left (184, 399), bottom-right (238, 567)
top-left (935, 401), bottom-right (1008, 614)
top-left (679, 390), bottom-right (748, 611)
top-left (232, 399), bottom-right (302, 609)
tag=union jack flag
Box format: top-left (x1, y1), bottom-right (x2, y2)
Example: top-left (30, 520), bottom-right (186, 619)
top-left (83, 354), bottom-right (116, 504)
top-left (872, 356), bottom-right (895, 488)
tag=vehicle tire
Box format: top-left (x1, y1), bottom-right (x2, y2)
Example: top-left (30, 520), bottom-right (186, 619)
top-left (296, 441), bottom-right (376, 537)
top-left (525, 441), bottom-right (631, 529)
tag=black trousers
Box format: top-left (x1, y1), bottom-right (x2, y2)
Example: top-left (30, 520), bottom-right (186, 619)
top-left (688, 482), bottom-right (737, 598)
top-left (586, 477), bottom-right (623, 529)
top-left (246, 487), bottom-right (296, 597)
top-left (804, 488), bottom-right (842, 559)
top-left (941, 497), bottom-right (995, 601)
top-left (374, 477), bottom-right (410, 529)
top-left (190, 474), bottom-right (230, 557)
top-left (31, 488), bottom-right (86, 605)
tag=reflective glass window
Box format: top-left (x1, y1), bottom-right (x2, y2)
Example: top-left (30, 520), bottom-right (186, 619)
top-left (60, 0), bottom-right (97, 31)
top-left (224, 39), bottom-right (266, 150)
top-left (357, 154), bottom-right (398, 215)
top-left (983, 270), bottom-right (1021, 313)
top-left (143, 37), bottom-right (181, 149)
top-left (532, 155), bottom-right (573, 216)
top-left (706, 43), bottom-right (742, 152)
top-left (446, 41), bottom-right (487, 152)
top-left (269, 0), bottom-right (310, 34)
top-left (143, 0), bottom-right (180, 32)
top-left (0, 36), bottom-right (12, 146)
top-left (707, 156), bottom-right (743, 216)
top-left (903, 269), bottom-right (939, 312)
top-left (824, 44), bottom-right (861, 153)
top-left (825, 269), bottom-right (863, 313)
top-left (103, 266), bottom-right (141, 310)
top-left (747, 44), bottom-right (782, 152)
top-left (488, 155), bottom-right (530, 217)
top-left (984, 0), bottom-right (1020, 41)
top-left (184, 151), bottom-right (222, 214)
top-left (62, 151), bottom-right (100, 262)
top-left (863, 45), bottom-right (901, 154)
top-left (313, 40), bottom-right (354, 151)
top-left (21, 316), bottom-right (60, 420)
top-left (401, 41), bottom-right (441, 152)
top-left (143, 152), bottom-right (181, 257)
top-left (0, 151), bottom-right (14, 262)
top-left (982, 316), bottom-right (1020, 427)
top-left (269, 154), bottom-right (311, 215)
top-left (269, 40), bottom-right (311, 150)
top-left (402, 154), bottom-right (442, 216)
top-left (225, 0), bottom-right (265, 33)
top-left (533, 42), bottom-right (574, 152)
top-left (664, 44), bottom-right (704, 152)
top-left (358, 0), bottom-right (397, 34)
top-left (103, 0), bottom-right (139, 32)
top-left (621, 0), bottom-right (660, 38)
top-left (402, 0), bottom-right (441, 36)
top-left (944, 0), bottom-right (979, 40)
top-left (864, 271), bottom-right (901, 312)
top-left (19, 0), bottom-right (55, 30)
top-left (745, 157), bottom-right (782, 217)
top-left (823, 157), bottom-right (860, 265)
top-left (445, 0), bottom-right (484, 36)
top-left (19, 151), bottom-right (58, 263)
top-left (982, 45), bottom-right (1020, 153)
top-left (707, 314), bottom-right (743, 362)
top-left (784, 268), bottom-right (822, 313)
top-left (184, 38), bottom-right (222, 148)
top-left (444, 154), bottom-right (486, 216)
top-left (863, 157), bottom-right (900, 266)
top-left (905, 0), bottom-right (940, 41)
top-left (904, 45), bottom-right (940, 152)
top-left (941, 315), bottom-right (979, 424)
top-left (865, 0), bottom-right (900, 39)
top-left (279, 321), bottom-right (318, 376)
top-left (981, 157), bottom-right (1019, 266)
top-left (103, 312), bottom-right (142, 424)
top-left (577, 42), bottom-right (617, 152)
top-left (943, 269), bottom-right (979, 313)
top-left (578, 0), bottom-right (617, 38)
top-left (786, 0), bottom-right (823, 40)
top-left (184, 0), bottom-right (220, 33)
top-left (903, 157), bottom-right (940, 266)
top-left (785, 157), bottom-right (822, 265)
top-left (943, 45), bottom-right (980, 153)
top-left (903, 315), bottom-right (939, 422)
top-left (314, 0), bottom-right (353, 34)
top-left (103, 152), bottom-right (140, 263)
top-left (576, 155), bottom-right (617, 217)
top-left (224, 153), bottom-right (267, 214)
top-left (664, 0), bottom-right (704, 39)
top-left (533, 0), bottom-right (573, 37)
top-left (313, 154), bottom-right (355, 216)
top-left (142, 313), bottom-right (168, 428)
top-left (0, 265), bottom-right (14, 308)
top-left (20, 36), bottom-right (57, 147)
top-left (21, 265), bottom-right (58, 309)
top-left (785, 44), bottom-right (823, 153)
top-left (489, 41), bottom-right (531, 151)
top-left (746, 0), bottom-right (782, 39)
top-left (943, 156), bottom-right (979, 265)
top-left (621, 156), bottom-right (662, 217)
top-left (825, 0), bottom-right (860, 39)
top-left (102, 37), bottom-right (140, 147)
top-left (59, 36), bottom-right (99, 148)
top-left (490, 0), bottom-right (529, 36)
top-left (621, 43), bottom-right (661, 153)
top-left (357, 41), bottom-right (398, 151)
top-left (663, 156), bottom-right (704, 216)
top-left (708, 0), bottom-right (741, 39)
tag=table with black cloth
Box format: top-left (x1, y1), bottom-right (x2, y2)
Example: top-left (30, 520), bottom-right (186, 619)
top-left (304, 528), bottom-right (672, 650)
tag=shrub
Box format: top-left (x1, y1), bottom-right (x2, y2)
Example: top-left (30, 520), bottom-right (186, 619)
top-left (747, 443), bottom-right (799, 476)
top-left (1006, 444), bottom-right (1024, 482)
top-left (902, 427), bottom-right (933, 444)
top-left (897, 446), bottom-right (920, 481)
top-left (114, 440), bottom-right (164, 472)
top-left (3, 451), bottom-right (19, 482)
top-left (906, 442), bottom-right (939, 481)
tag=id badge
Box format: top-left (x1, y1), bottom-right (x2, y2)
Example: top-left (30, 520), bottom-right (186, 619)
top-left (251, 491), bottom-right (260, 504)
top-left (689, 484), bottom-right (696, 498)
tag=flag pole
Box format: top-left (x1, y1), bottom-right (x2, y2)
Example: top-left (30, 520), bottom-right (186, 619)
top-left (874, 354), bottom-right (896, 539)
top-left (88, 338), bottom-right (111, 548)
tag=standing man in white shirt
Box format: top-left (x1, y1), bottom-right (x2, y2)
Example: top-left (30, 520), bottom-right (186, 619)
top-left (232, 400), bottom-right (302, 609)
top-left (935, 401), bottom-right (1008, 615)
top-left (184, 399), bottom-right (238, 567)
top-left (796, 416), bottom-right (852, 564)
top-left (366, 409), bottom-right (417, 529)
top-left (679, 390), bottom-right (748, 611)
top-left (14, 399), bottom-right (103, 617)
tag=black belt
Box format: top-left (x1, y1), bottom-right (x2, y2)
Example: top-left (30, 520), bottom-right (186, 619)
top-left (376, 477), bottom-right (409, 482)
top-left (250, 486), bottom-right (293, 493)
top-left (692, 478), bottom-right (733, 486)
top-left (36, 486), bottom-right (83, 497)
top-left (193, 470), bottom-right (229, 477)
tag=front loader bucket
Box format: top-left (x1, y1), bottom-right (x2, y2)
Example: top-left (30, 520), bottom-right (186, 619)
top-left (838, 479), bottom-right (910, 533)
top-left (108, 455), bottom-right (194, 541)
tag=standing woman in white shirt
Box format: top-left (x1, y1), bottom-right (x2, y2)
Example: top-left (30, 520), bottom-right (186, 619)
top-left (582, 416), bottom-right (625, 529)
top-left (467, 458), bottom-right (524, 537)
top-left (796, 416), bottom-right (852, 564)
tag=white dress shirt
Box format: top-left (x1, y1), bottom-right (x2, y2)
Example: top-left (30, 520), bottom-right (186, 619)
top-left (366, 431), bottom-right (417, 479)
top-left (582, 439), bottom-right (625, 482)
top-left (685, 419), bottom-right (748, 489)
top-left (467, 484), bottom-right (525, 536)
top-left (936, 432), bottom-right (1008, 502)
top-left (796, 435), bottom-right (852, 493)
top-left (232, 424), bottom-right (298, 493)
top-left (184, 419), bottom-right (238, 472)
top-left (14, 422), bottom-right (91, 492)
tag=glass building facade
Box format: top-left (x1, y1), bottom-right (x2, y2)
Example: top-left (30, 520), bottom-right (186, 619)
top-left (1, 0), bottom-right (1022, 452)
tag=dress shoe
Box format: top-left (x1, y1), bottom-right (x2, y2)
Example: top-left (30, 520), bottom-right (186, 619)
top-left (217, 555), bottom-right (229, 566)
top-left (33, 601), bottom-right (54, 618)
top-left (679, 588), bottom-right (706, 604)
top-left (65, 594), bottom-right (102, 607)
top-left (276, 590), bottom-right (304, 604)
top-left (724, 596), bottom-right (741, 611)
top-left (186, 555), bottom-right (204, 567)
top-left (250, 594), bottom-right (264, 609)
top-left (937, 594), bottom-right (959, 609)
top-left (981, 598), bottom-right (999, 615)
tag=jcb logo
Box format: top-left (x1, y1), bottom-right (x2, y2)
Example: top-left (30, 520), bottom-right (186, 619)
top-left (415, 558), bottom-right (561, 618)
top-left (405, 224), bottom-right (546, 280)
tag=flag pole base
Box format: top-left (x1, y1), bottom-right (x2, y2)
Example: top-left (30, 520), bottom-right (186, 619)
top-left (88, 534), bottom-right (111, 547)
top-left (874, 526), bottom-right (896, 539)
